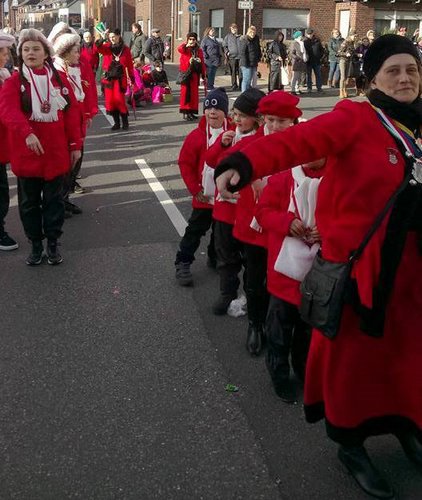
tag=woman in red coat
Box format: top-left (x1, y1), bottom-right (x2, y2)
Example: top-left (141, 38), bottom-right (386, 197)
top-left (178, 33), bottom-right (206, 121)
top-left (0, 29), bottom-right (82, 266)
top-left (97, 28), bottom-right (134, 130)
top-left (216, 35), bottom-right (422, 499)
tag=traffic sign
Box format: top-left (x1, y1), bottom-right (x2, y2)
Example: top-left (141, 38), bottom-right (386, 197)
top-left (238, 0), bottom-right (253, 9)
top-left (188, 4), bottom-right (197, 13)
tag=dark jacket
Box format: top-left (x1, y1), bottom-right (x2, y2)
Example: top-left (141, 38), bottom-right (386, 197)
top-left (239, 35), bottom-right (261, 68)
top-left (144, 36), bottom-right (165, 63)
top-left (200, 36), bottom-right (222, 67)
top-left (304, 37), bottom-right (324, 65)
top-left (268, 39), bottom-right (287, 67)
top-left (328, 36), bottom-right (344, 62)
top-left (130, 32), bottom-right (147, 59)
top-left (222, 32), bottom-right (241, 58)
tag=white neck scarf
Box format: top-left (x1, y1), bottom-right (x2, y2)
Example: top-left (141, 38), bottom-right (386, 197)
top-left (22, 64), bottom-right (67, 122)
top-left (54, 58), bottom-right (85, 103)
top-left (233, 126), bottom-right (256, 145)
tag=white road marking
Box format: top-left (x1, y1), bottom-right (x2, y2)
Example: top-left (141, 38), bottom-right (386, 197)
top-left (135, 159), bottom-right (188, 237)
top-left (99, 104), bottom-right (114, 126)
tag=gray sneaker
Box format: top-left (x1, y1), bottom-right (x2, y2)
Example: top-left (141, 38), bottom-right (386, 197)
top-left (175, 262), bottom-right (193, 286)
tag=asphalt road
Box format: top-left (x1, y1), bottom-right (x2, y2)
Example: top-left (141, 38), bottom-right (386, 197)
top-left (1, 67), bottom-right (421, 499)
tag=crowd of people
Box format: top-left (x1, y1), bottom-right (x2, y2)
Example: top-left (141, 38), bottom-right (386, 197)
top-left (175, 32), bottom-right (422, 500)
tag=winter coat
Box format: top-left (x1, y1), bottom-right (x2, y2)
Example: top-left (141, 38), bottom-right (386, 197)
top-left (0, 74), bottom-right (10, 163)
top-left (239, 35), bottom-right (262, 68)
top-left (130, 32), bottom-right (147, 60)
top-left (144, 36), bottom-right (165, 64)
top-left (80, 42), bottom-right (99, 73)
top-left (303, 37), bottom-right (324, 65)
top-left (178, 43), bottom-right (206, 113)
top-left (289, 40), bottom-right (307, 72)
top-left (268, 40), bottom-right (287, 69)
top-left (328, 36), bottom-right (344, 62)
top-left (0, 69), bottom-right (82, 180)
top-left (222, 32), bottom-right (241, 58)
top-left (201, 36), bottom-right (222, 67)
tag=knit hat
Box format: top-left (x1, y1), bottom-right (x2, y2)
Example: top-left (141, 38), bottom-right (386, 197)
top-left (293, 31), bottom-right (302, 40)
top-left (256, 90), bottom-right (302, 119)
top-left (18, 28), bottom-right (55, 57)
top-left (363, 34), bottom-right (421, 82)
top-left (53, 33), bottom-right (80, 57)
top-left (233, 88), bottom-right (265, 116)
top-left (0, 31), bottom-right (15, 48)
top-left (47, 21), bottom-right (77, 43)
top-left (203, 87), bottom-right (229, 115)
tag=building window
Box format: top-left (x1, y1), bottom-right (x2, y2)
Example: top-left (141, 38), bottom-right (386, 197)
top-left (374, 10), bottom-right (422, 36)
top-left (192, 13), bottom-right (200, 39)
top-left (210, 9), bottom-right (224, 40)
top-left (177, 0), bottom-right (183, 39)
top-left (262, 8), bottom-right (309, 40)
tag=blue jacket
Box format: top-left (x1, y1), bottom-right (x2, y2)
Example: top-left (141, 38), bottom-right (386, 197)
top-left (201, 36), bottom-right (222, 67)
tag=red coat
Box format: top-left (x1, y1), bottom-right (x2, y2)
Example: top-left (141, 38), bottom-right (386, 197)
top-left (0, 69), bottom-right (82, 180)
top-left (0, 79), bottom-right (9, 163)
top-left (233, 99), bottom-right (422, 438)
top-left (80, 59), bottom-right (98, 120)
top-left (178, 43), bottom-right (206, 114)
top-left (255, 168), bottom-right (323, 306)
top-left (80, 43), bottom-right (99, 73)
top-left (97, 42), bottom-right (134, 114)
top-left (178, 116), bottom-right (216, 210)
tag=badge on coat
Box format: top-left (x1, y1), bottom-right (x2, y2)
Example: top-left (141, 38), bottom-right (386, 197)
top-left (387, 148), bottom-right (399, 165)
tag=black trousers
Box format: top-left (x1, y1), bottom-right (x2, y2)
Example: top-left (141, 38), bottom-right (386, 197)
top-left (176, 207), bottom-right (216, 264)
top-left (0, 163), bottom-right (10, 235)
top-left (214, 220), bottom-right (244, 296)
top-left (17, 176), bottom-right (65, 241)
top-left (62, 148), bottom-right (84, 201)
top-left (265, 295), bottom-right (311, 383)
top-left (268, 66), bottom-right (284, 92)
top-left (243, 242), bottom-right (269, 325)
top-left (228, 56), bottom-right (242, 88)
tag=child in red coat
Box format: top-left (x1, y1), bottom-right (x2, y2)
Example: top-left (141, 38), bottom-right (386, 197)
top-left (175, 88), bottom-right (231, 285)
top-left (255, 158), bottom-right (325, 403)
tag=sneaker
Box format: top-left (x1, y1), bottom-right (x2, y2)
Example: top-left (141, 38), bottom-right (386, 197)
top-left (64, 201), bottom-right (83, 215)
top-left (0, 232), bottom-right (19, 251)
top-left (73, 182), bottom-right (85, 194)
top-left (212, 293), bottom-right (237, 315)
top-left (46, 240), bottom-right (63, 265)
top-left (76, 173), bottom-right (82, 180)
top-left (26, 240), bottom-right (43, 266)
top-left (175, 262), bottom-right (193, 286)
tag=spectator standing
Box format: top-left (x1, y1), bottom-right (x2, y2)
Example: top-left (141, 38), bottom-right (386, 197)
top-left (327, 28), bottom-right (343, 88)
top-left (144, 28), bottom-right (164, 65)
top-left (416, 36), bottom-right (422, 62)
top-left (130, 23), bottom-right (147, 64)
top-left (239, 26), bottom-right (261, 92)
top-left (366, 30), bottom-right (376, 44)
top-left (267, 30), bottom-right (288, 92)
top-left (355, 36), bottom-right (371, 95)
top-left (303, 28), bottom-right (324, 93)
top-left (80, 31), bottom-right (99, 74)
top-left (337, 29), bottom-right (358, 99)
top-left (200, 27), bottom-right (222, 91)
top-left (0, 31), bottom-right (18, 251)
top-left (223, 23), bottom-right (242, 90)
top-left (289, 31), bottom-right (307, 95)
top-left (177, 32), bottom-right (206, 121)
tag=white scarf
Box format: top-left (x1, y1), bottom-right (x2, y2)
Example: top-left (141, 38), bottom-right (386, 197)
top-left (22, 64), bottom-right (67, 122)
top-left (202, 120), bottom-right (227, 200)
top-left (298, 39), bottom-right (308, 63)
top-left (232, 126), bottom-right (256, 145)
top-left (54, 58), bottom-right (85, 102)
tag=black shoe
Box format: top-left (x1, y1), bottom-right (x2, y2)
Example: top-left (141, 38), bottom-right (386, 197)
top-left (212, 293), bottom-right (237, 315)
top-left (186, 113), bottom-right (194, 121)
top-left (273, 379), bottom-right (297, 404)
top-left (397, 432), bottom-right (422, 466)
top-left (230, 85), bottom-right (239, 91)
top-left (26, 240), bottom-right (43, 266)
top-left (206, 257), bottom-right (217, 269)
top-left (0, 232), bottom-right (18, 251)
top-left (121, 113), bottom-right (129, 130)
top-left (111, 123), bottom-right (120, 131)
top-left (246, 323), bottom-right (264, 356)
top-left (111, 111), bottom-right (120, 130)
top-left (64, 210), bottom-right (73, 219)
top-left (338, 446), bottom-right (395, 499)
top-left (73, 182), bottom-right (85, 194)
top-left (46, 240), bottom-right (63, 265)
top-left (175, 261), bottom-right (193, 286)
top-left (64, 201), bottom-right (82, 215)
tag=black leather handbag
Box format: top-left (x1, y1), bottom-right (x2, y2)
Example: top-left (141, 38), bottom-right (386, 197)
top-left (299, 170), bottom-right (411, 339)
top-left (176, 68), bottom-right (192, 85)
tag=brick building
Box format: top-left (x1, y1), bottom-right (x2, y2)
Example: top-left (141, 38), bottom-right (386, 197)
top-left (135, 0), bottom-right (422, 61)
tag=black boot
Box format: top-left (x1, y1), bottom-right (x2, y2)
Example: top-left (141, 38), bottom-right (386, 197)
top-left (338, 445), bottom-right (395, 499)
top-left (397, 432), bottom-right (422, 466)
top-left (121, 113), bottom-right (129, 130)
top-left (212, 293), bottom-right (237, 315)
top-left (111, 111), bottom-right (120, 131)
top-left (26, 240), bottom-right (43, 266)
top-left (246, 322), bottom-right (264, 356)
top-left (46, 239), bottom-right (63, 265)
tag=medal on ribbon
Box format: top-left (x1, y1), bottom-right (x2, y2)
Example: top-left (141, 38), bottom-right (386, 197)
top-left (412, 159), bottom-right (422, 184)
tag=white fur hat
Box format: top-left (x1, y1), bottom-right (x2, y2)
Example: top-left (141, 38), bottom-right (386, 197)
top-left (53, 33), bottom-right (80, 57)
top-left (0, 31), bottom-right (15, 49)
top-left (47, 22), bottom-right (78, 44)
top-left (18, 28), bottom-right (55, 57)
